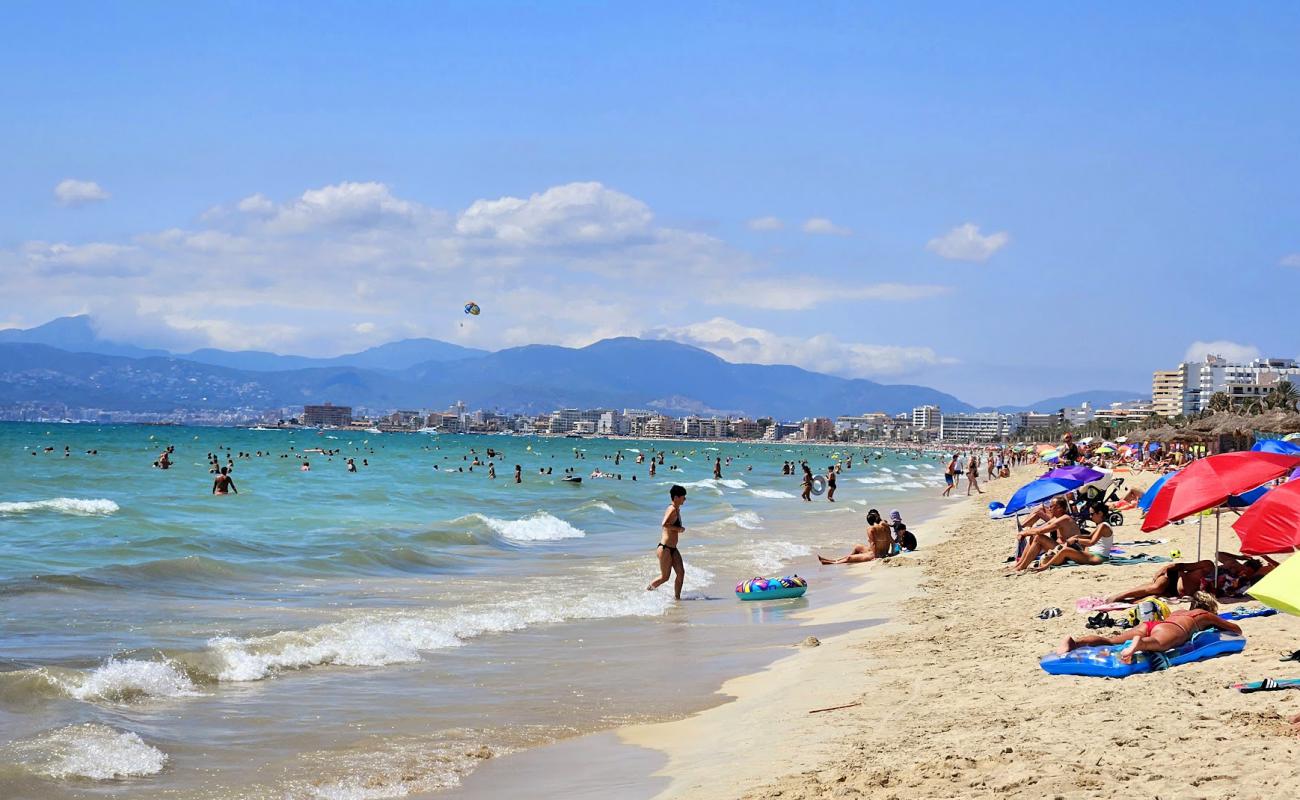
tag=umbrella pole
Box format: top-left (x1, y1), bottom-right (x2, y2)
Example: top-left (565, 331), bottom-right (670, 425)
top-left (1213, 508), bottom-right (1220, 587)
top-left (1196, 514), bottom-right (1203, 562)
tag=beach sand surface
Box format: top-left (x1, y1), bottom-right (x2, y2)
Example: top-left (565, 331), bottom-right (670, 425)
top-left (624, 466), bottom-right (1300, 799)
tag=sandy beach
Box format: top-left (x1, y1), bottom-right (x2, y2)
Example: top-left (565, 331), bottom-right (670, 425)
top-left (622, 466), bottom-right (1300, 799)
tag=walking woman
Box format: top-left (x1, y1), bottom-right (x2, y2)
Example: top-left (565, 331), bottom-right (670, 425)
top-left (966, 452), bottom-right (983, 495)
top-left (647, 485), bottom-right (687, 600)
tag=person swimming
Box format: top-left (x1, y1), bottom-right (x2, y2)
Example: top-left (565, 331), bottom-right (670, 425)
top-left (647, 485), bottom-right (687, 600)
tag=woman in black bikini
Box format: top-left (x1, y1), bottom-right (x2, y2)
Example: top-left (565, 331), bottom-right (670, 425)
top-left (647, 484), bottom-right (687, 600)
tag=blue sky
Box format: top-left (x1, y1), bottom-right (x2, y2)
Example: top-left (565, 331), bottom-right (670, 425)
top-left (2, 2), bottom-right (1298, 405)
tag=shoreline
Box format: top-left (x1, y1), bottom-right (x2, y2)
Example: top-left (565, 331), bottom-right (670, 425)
top-left (675, 466), bottom-right (1300, 799)
top-left (442, 487), bottom-right (974, 799)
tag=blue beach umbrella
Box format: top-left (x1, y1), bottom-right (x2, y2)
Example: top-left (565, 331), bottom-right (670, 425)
top-left (1251, 439), bottom-right (1300, 456)
top-left (1226, 485), bottom-right (1271, 508)
top-left (1137, 470), bottom-right (1178, 513)
top-left (1042, 466), bottom-right (1105, 484)
top-left (1002, 476), bottom-right (1087, 516)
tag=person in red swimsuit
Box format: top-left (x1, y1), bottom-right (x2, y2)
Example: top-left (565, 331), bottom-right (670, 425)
top-left (1055, 592), bottom-right (1241, 662)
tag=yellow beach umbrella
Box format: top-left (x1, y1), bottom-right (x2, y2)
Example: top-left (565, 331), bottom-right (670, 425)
top-left (1095, 445), bottom-right (1116, 454)
top-left (1249, 555), bottom-right (1300, 617)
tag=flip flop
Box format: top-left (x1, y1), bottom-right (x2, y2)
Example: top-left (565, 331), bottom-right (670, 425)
top-left (1038, 607), bottom-right (1062, 619)
top-left (1280, 650), bottom-right (1300, 663)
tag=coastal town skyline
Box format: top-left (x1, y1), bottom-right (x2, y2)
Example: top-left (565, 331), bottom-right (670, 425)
top-left (5, 5), bottom-right (1300, 406)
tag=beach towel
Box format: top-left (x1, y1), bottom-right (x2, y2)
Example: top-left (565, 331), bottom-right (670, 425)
top-left (1221, 607), bottom-right (1279, 622)
top-left (1047, 553), bottom-right (1170, 570)
top-left (1233, 677), bottom-right (1300, 693)
top-left (1040, 630), bottom-right (1246, 678)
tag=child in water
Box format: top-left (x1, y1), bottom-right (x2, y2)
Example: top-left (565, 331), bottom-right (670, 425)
top-left (647, 485), bottom-right (687, 600)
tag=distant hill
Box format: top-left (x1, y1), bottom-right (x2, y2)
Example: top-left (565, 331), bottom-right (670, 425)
top-left (0, 315), bottom-right (168, 360)
top-left (993, 390), bottom-right (1148, 414)
top-left (0, 316), bottom-right (486, 372)
top-left (181, 338), bottom-right (486, 372)
top-left (0, 335), bottom-right (974, 419)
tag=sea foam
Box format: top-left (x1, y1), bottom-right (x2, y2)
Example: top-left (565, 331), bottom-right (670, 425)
top-left (724, 511), bottom-right (764, 530)
top-left (751, 541), bottom-right (812, 573)
top-left (55, 658), bottom-right (202, 703)
top-left (9, 723), bottom-right (167, 780)
top-left (749, 488), bottom-right (796, 499)
top-left (0, 497), bottom-right (119, 515)
top-left (467, 512), bottom-right (586, 542)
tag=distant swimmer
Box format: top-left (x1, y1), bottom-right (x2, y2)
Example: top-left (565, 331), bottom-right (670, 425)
top-left (488, 462), bottom-right (496, 479)
top-left (212, 466), bottom-right (238, 495)
top-left (301, 460), bottom-right (310, 472)
top-left (346, 458), bottom-right (357, 472)
top-left (713, 457), bottom-right (722, 479)
top-left (514, 464), bottom-right (522, 484)
top-left (647, 484), bottom-right (687, 600)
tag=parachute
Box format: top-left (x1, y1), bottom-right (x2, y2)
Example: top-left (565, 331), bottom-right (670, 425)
top-left (464, 302), bottom-right (481, 316)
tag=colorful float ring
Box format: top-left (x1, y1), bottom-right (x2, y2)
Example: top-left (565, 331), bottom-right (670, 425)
top-left (735, 575), bottom-right (808, 601)
top-left (810, 475), bottom-right (827, 496)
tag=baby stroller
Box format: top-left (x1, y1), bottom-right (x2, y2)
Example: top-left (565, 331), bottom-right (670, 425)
top-left (1072, 477), bottom-right (1125, 528)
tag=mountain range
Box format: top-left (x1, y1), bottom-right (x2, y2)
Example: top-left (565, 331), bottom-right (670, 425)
top-left (0, 316), bottom-right (1141, 419)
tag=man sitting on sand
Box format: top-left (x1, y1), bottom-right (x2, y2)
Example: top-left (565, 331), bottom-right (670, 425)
top-left (1056, 591), bottom-right (1241, 663)
top-left (818, 509), bottom-right (893, 564)
top-left (1009, 497), bottom-right (1081, 572)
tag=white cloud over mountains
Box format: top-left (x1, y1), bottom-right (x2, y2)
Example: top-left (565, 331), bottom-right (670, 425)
top-left (801, 217), bottom-right (852, 236)
top-left (925, 223), bottom-right (1009, 262)
top-left (4, 180), bottom-right (953, 376)
top-left (647, 317), bottom-right (955, 378)
top-left (53, 179), bottom-right (110, 207)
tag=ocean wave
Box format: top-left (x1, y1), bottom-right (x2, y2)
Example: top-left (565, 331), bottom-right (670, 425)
top-left (575, 500), bottom-right (616, 514)
top-left (5, 723), bottom-right (167, 780)
top-left (672, 477), bottom-right (747, 493)
top-left (854, 476), bottom-right (896, 485)
top-left (750, 541), bottom-right (812, 573)
top-left (898, 481), bottom-right (926, 489)
top-left (0, 497), bottom-right (119, 516)
top-left (463, 512), bottom-right (586, 542)
top-left (202, 564), bottom-right (715, 682)
top-left (749, 488), bottom-right (796, 499)
top-left (285, 733), bottom-right (497, 800)
top-left (0, 659), bottom-right (203, 705)
top-left (723, 511), bottom-right (764, 530)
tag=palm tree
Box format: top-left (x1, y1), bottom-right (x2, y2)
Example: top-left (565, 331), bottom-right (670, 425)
top-left (1269, 380), bottom-right (1299, 412)
top-left (1207, 392), bottom-right (1232, 413)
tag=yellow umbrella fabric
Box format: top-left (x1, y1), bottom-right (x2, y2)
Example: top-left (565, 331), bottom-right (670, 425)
top-left (1248, 555), bottom-right (1300, 617)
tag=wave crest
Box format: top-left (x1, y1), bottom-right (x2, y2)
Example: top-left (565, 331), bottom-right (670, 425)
top-left (6, 723), bottom-right (167, 780)
top-left (0, 497), bottom-right (119, 516)
top-left (461, 512), bottom-right (586, 542)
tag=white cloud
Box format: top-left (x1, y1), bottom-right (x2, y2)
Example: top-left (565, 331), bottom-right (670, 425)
top-left (801, 217), bottom-right (852, 236)
top-left (647, 317), bottom-right (954, 378)
top-left (236, 193), bottom-right (275, 215)
top-left (1, 180), bottom-right (950, 356)
top-left (747, 216), bottom-right (784, 232)
top-left (1184, 340), bottom-right (1262, 364)
top-left (722, 279), bottom-right (948, 311)
top-left (54, 179), bottom-right (110, 207)
top-left (260, 181), bottom-right (425, 233)
top-left (925, 223), bottom-right (1010, 262)
top-left (1280, 253), bottom-right (1300, 268)
top-left (456, 181), bottom-right (652, 246)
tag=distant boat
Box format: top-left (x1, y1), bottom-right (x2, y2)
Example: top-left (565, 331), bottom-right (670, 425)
top-left (364, 427), bottom-right (383, 434)
top-left (562, 476), bottom-right (583, 484)
top-left (416, 427), bottom-right (441, 434)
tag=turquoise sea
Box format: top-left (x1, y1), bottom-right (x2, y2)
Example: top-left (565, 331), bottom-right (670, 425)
top-left (0, 422), bottom-right (949, 799)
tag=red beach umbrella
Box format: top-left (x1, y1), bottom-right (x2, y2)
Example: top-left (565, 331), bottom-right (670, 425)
top-left (1232, 479), bottom-right (1300, 554)
top-left (1141, 452), bottom-right (1300, 532)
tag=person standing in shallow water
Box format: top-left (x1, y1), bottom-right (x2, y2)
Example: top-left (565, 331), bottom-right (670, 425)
top-left (647, 485), bottom-right (687, 600)
top-left (713, 457), bottom-right (722, 479)
top-left (212, 466), bottom-right (237, 495)
top-left (825, 465), bottom-right (837, 502)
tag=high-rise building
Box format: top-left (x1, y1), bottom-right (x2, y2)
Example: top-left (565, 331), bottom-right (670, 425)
top-left (1152, 370), bottom-right (1183, 417)
top-left (939, 412), bottom-right (1010, 442)
top-left (302, 403), bottom-right (352, 427)
top-left (912, 405), bottom-right (941, 430)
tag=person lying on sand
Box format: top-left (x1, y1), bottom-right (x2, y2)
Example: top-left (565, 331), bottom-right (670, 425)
top-left (1107, 552), bottom-right (1278, 603)
top-left (818, 509), bottom-right (893, 564)
top-left (1029, 505), bottom-right (1114, 571)
top-left (1056, 592), bottom-right (1240, 663)
top-left (1009, 498), bottom-right (1081, 572)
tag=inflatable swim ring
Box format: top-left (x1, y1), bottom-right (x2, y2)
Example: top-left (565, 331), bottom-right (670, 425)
top-left (735, 575), bottom-right (808, 601)
top-left (810, 475), bottom-right (827, 496)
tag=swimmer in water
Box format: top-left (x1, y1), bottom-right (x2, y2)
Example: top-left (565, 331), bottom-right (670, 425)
top-left (212, 466), bottom-right (238, 495)
top-left (647, 484), bottom-right (687, 600)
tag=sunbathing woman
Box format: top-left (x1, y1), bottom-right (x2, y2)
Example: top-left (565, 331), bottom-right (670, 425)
top-left (1009, 498), bottom-right (1081, 572)
top-left (818, 509), bottom-right (893, 564)
top-left (1056, 592), bottom-right (1241, 663)
top-left (1030, 505), bottom-right (1115, 571)
top-left (1107, 551), bottom-right (1279, 603)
